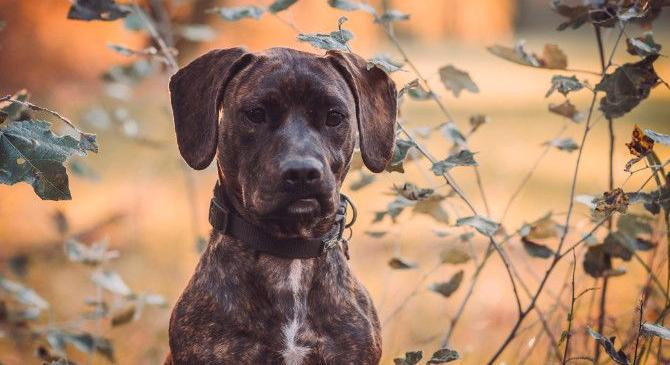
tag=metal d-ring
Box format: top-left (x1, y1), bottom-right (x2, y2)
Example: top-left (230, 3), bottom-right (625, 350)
top-left (341, 193), bottom-right (357, 229)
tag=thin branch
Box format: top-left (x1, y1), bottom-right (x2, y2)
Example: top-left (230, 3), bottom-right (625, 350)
top-left (0, 95), bottom-right (85, 135)
top-left (562, 251), bottom-right (577, 364)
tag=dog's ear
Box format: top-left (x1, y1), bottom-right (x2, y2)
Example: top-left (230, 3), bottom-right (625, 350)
top-left (326, 51), bottom-right (397, 173)
top-left (170, 48), bottom-right (252, 170)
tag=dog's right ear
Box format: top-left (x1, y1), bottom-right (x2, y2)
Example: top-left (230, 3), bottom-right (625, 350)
top-left (170, 48), bottom-right (252, 170)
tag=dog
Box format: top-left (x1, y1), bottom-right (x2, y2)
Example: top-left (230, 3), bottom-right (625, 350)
top-left (165, 47), bottom-right (397, 365)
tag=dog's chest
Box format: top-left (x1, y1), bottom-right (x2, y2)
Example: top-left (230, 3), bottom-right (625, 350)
top-left (258, 259), bottom-right (316, 365)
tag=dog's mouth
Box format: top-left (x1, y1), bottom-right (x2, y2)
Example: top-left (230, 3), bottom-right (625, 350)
top-left (286, 198), bottom-right (320, 215)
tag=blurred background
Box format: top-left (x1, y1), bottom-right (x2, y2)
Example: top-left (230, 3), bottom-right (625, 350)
top-left (1, 0), bottom-right (669, 364)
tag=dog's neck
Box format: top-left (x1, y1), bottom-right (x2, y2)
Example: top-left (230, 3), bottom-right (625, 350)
top-left (209, 181), bottom-right (351, 260)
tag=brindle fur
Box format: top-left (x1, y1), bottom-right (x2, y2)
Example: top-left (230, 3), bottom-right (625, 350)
top-left (166, 47), bottom-right (396, 365)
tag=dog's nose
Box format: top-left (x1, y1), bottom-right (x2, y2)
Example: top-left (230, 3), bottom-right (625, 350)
top-left (280, 158), bottom-right (323, 187)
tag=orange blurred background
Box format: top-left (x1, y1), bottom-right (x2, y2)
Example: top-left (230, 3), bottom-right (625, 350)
top-left (1, 1), bottom-right (670, 364)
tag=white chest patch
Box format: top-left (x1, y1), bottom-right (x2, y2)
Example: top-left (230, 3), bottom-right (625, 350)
top-left (281, 260), bottom-right (311, 365)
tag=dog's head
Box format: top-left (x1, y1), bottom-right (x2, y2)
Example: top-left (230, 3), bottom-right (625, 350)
top-left (170, 47), bottom-right (396, 238)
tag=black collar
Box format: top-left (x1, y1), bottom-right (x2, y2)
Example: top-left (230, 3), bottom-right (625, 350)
top-left (208, 182), bottom-right (355, 259)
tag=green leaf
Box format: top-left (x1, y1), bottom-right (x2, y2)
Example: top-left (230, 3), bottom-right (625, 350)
top-left (439, 65), bottom-right (479, 97)
top-left (268, 0), bottom-right (298, 13)
top-left (456, 215), bottom-right (499, 237)
top-left (0, 276), bottom-right (49, 310)
top-left (587, 327), bottom-right (630, 365)
top-left (427, 348), bottom-right (460, 364)
top-left (208, 5), bottom-right (264, 21)
top-left (521, 237), bottom-right (555, 259)
top-left (386, 139), bottom-right (417, 173)
top-left (0, 90), bottom-right (30, 123)
top-left (297, 22), bottom-right (353, 52)
top-left (399, 79), bottom-right (433, 101)
top-left (431, 150), bottom-right (477, 175)
top-left (429, 270), bottom-right (463, 298)
top-left (367, 54), bottom-right (404, 73)
top-left (91, 270), bottom-right (132, 297)
top-left (122, 7), bottom-right (145, 31)
top-left (375, 9), bottom-right (409, 23)
top-left (644, 129), bottom-right (670, 146)
top-left (595, 55), bottom-right (660, 119)
top-left (67, 0), bottom-right (130, 21)
top-left (388, 257), bottom-right (417, 270)
top-left (546, 75), bottom-right (583, 97)
top-left (544, 137), bottom-right (579, 152)
top-left (327, 0), bottom-right (376, 14)
top-left (440, 247), bottom-right (471, 265)
top-left (0, 120), bottom-right (89, 200)
top-left (641, 323), bottom-right (670, 340)
top-left (394, 351), bottom-right (422, 365)
top-left (439, 122), bottom-right (467, 148)
top-left (46, 330), bottom-right (114, 362)
top-left (102, 59), bottom-right (154, 84)
top-left (548, 100), bottom-right (583, 123)
top-left (627, 32), bottom-right (662, 57)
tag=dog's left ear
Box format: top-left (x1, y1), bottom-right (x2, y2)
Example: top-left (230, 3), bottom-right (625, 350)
top-left (327, 51), bottom-right (397, 173)
top-left (170, 48), bottom-right (252, 170)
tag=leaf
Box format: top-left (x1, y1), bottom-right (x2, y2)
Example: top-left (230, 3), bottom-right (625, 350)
top-left (327, 0), bottom-right (376, 14)
top-left (393, 182), bottom-right (433, 201)
top-left (386, 139), bottom-right (417, 173)
top-left (47, 330), bottom-right (115, 362)
top-left (595, 55), bottom-right (660, 119)
top-left (268, 0), bottom-right (298, 13)
top-left (617, 214), bottom-right (653, 236)
top-left (111, 305), bottom-right (136, 327)
top-left (413, 195), bottom-right (450, 224)
top-left (388, 257), bottom-right (417, 270)
top-left (438, 65), bottom-right (479, 97)
top-left (431, 150), bottom-right (477, 175)
top-left (522, 237), bottom-right (555, 259)
top-left (376, 9), bottom-right (410, 23)
top-left (469, 114), bottom-right (489, 134)
top-left (177, 24), bottom-right (216, 42)
top-left (394, 351), bottom-right (423, 365)
top-left (546, 75), bottom-right (583, 97)
top-left (522, 212), bottom-right (560, 240)
top-left (583, 244), bottom-right (612, 278)
top-left (641, 323), bottom-right (670, 340)
top-left (594, 188), bottom-right (629, 216)
top-left (627, 33), bottom-right (662, 57)
top-left (429, 270), bottom-right (464, 298)
top-left (439, 122), bottom-right (467, 149)
top-left (626, 125), bottom-right (655, 157)
top-left (440, 247), bottom-right (471, 265)
top-left (207, 5), bottom-right (264, 21)
top-left (0, 276), bottom-right (49, 310)
top-left (399, 79), bottom-right (433, 101)
top-left (102, 59), bottom-right (154, 84)
top-left (91, 270), bottom-right (131, 297)
top-left (587, 327), bottom-right (630, 365)
top-left (297, 24), bottom-right (353, 52)
top-left (456, 215), bottom-right (499, 237)
top-left (644, 128), bottom-right (670, 146)
top-left (548, 100), bottom-right (583, 123)
top-left (364, 231), bottom-right (387, 238)
top-left (551, 1), bottom-right (616, 31)
top-left (67, 0), bottom-right (130, 21)
top-left (0, 90), bottom-right (30, 123)
top-left (487, 42), bottom-right (567, 69)
top-left (367, 54), bottom-right (404, 73)
top-left (427, 348), bottom-right (460, 364)
top-left (544, 137), bottom-right (579, 152)
top-left (65, 239), bottom-right (119, 266)
top-left (349, 171), bottom-right (375, 191)
top-left (602, 232), bottom-right (633, 261)
top-left (0, 120), bottom-right (89, 200)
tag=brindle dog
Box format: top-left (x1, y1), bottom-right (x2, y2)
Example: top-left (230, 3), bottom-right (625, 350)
top-left (165, 47), bottom-right (397, 365)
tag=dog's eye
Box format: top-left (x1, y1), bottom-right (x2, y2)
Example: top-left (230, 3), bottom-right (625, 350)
top-left (325, 111), bottom-right (345, 127)
top-left (244, 108), bottom-right (266, 124)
